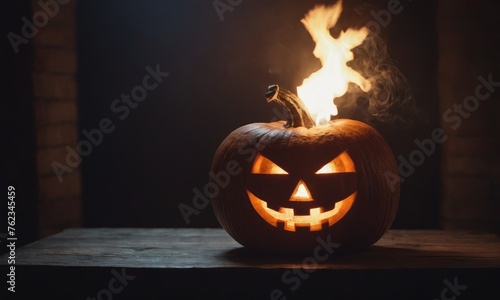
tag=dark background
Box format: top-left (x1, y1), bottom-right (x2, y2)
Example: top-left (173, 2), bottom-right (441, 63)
top-left (2, 2), bottom-right (500, 299)
top-left (3, 0), bottom-right (442, 242)
top-left (76, 0), bottom-right (440, 229)
top-left (2, 0), bottom-right (38, 245)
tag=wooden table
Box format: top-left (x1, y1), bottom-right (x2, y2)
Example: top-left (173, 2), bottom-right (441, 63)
top-left (1, 228), bottom-right (499, 299)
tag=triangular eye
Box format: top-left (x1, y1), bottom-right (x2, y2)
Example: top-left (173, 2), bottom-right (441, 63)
top-left (251, 153), bottom-right (288, 174)
top-left (315, 151), bottom-right (356, 174)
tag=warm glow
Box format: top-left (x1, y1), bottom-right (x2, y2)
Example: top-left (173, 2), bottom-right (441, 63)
top-left (290, 180), bottom-right (314, 201)
top-left (247, 190), bottom-right (356, 232)
top-left (315, 151), bottom-right (356, 174)
top-left (297, 1), bottom-right (372, 125)
top-left (251, 153), bottom-right (288, 174)
top-left (247, 151), bottom-right (357, 231)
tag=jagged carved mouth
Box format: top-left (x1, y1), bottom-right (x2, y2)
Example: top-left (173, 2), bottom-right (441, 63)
top-left (246, 190), bottom-right (356, 232)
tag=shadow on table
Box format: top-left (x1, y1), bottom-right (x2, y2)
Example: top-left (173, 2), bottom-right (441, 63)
top-left (218, 244), bottom-right (463, 268)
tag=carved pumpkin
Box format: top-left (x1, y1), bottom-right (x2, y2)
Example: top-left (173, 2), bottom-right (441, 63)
top-left (210, 85), bottom-right (399, 254)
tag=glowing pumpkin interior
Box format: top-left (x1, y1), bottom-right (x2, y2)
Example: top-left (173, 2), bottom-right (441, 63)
top-left (246, 151), bottom-right (357, 231)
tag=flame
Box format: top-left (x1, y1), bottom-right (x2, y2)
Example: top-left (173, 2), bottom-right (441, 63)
top-left (297, 1), bottom-right (372, 126)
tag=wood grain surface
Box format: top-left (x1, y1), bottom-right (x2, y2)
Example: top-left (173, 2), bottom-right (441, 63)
top-left (3, 228), bottom-right (499, 269)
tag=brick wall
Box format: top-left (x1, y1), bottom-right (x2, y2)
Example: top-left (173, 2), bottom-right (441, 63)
top-left (32, 0), bottom-right (81, 237)
top-left (437, 0), bottom-right (500, 233)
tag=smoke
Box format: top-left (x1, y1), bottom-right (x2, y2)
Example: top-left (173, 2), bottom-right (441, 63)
top-left (334, 29), bottom-right (425, 129)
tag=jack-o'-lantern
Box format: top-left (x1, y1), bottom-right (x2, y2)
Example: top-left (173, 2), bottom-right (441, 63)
top-left (210, 85), bottom-right (399, 254)
top-left (210, 2), bottom-right (399, 254)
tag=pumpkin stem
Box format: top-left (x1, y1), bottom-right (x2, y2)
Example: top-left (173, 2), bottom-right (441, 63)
top-left (266, 85), bottom-right (315, 128)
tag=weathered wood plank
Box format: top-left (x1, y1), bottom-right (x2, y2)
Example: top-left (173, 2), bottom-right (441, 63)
top-left (1, 228), bottom-right (499, 269)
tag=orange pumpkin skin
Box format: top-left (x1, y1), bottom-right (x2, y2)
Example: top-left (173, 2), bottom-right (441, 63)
top-left (210, 118), bottom-right (399, 254)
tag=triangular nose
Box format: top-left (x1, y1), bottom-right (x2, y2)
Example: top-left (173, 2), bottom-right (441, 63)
top-left (290, 180), bottom-right (313, 201)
